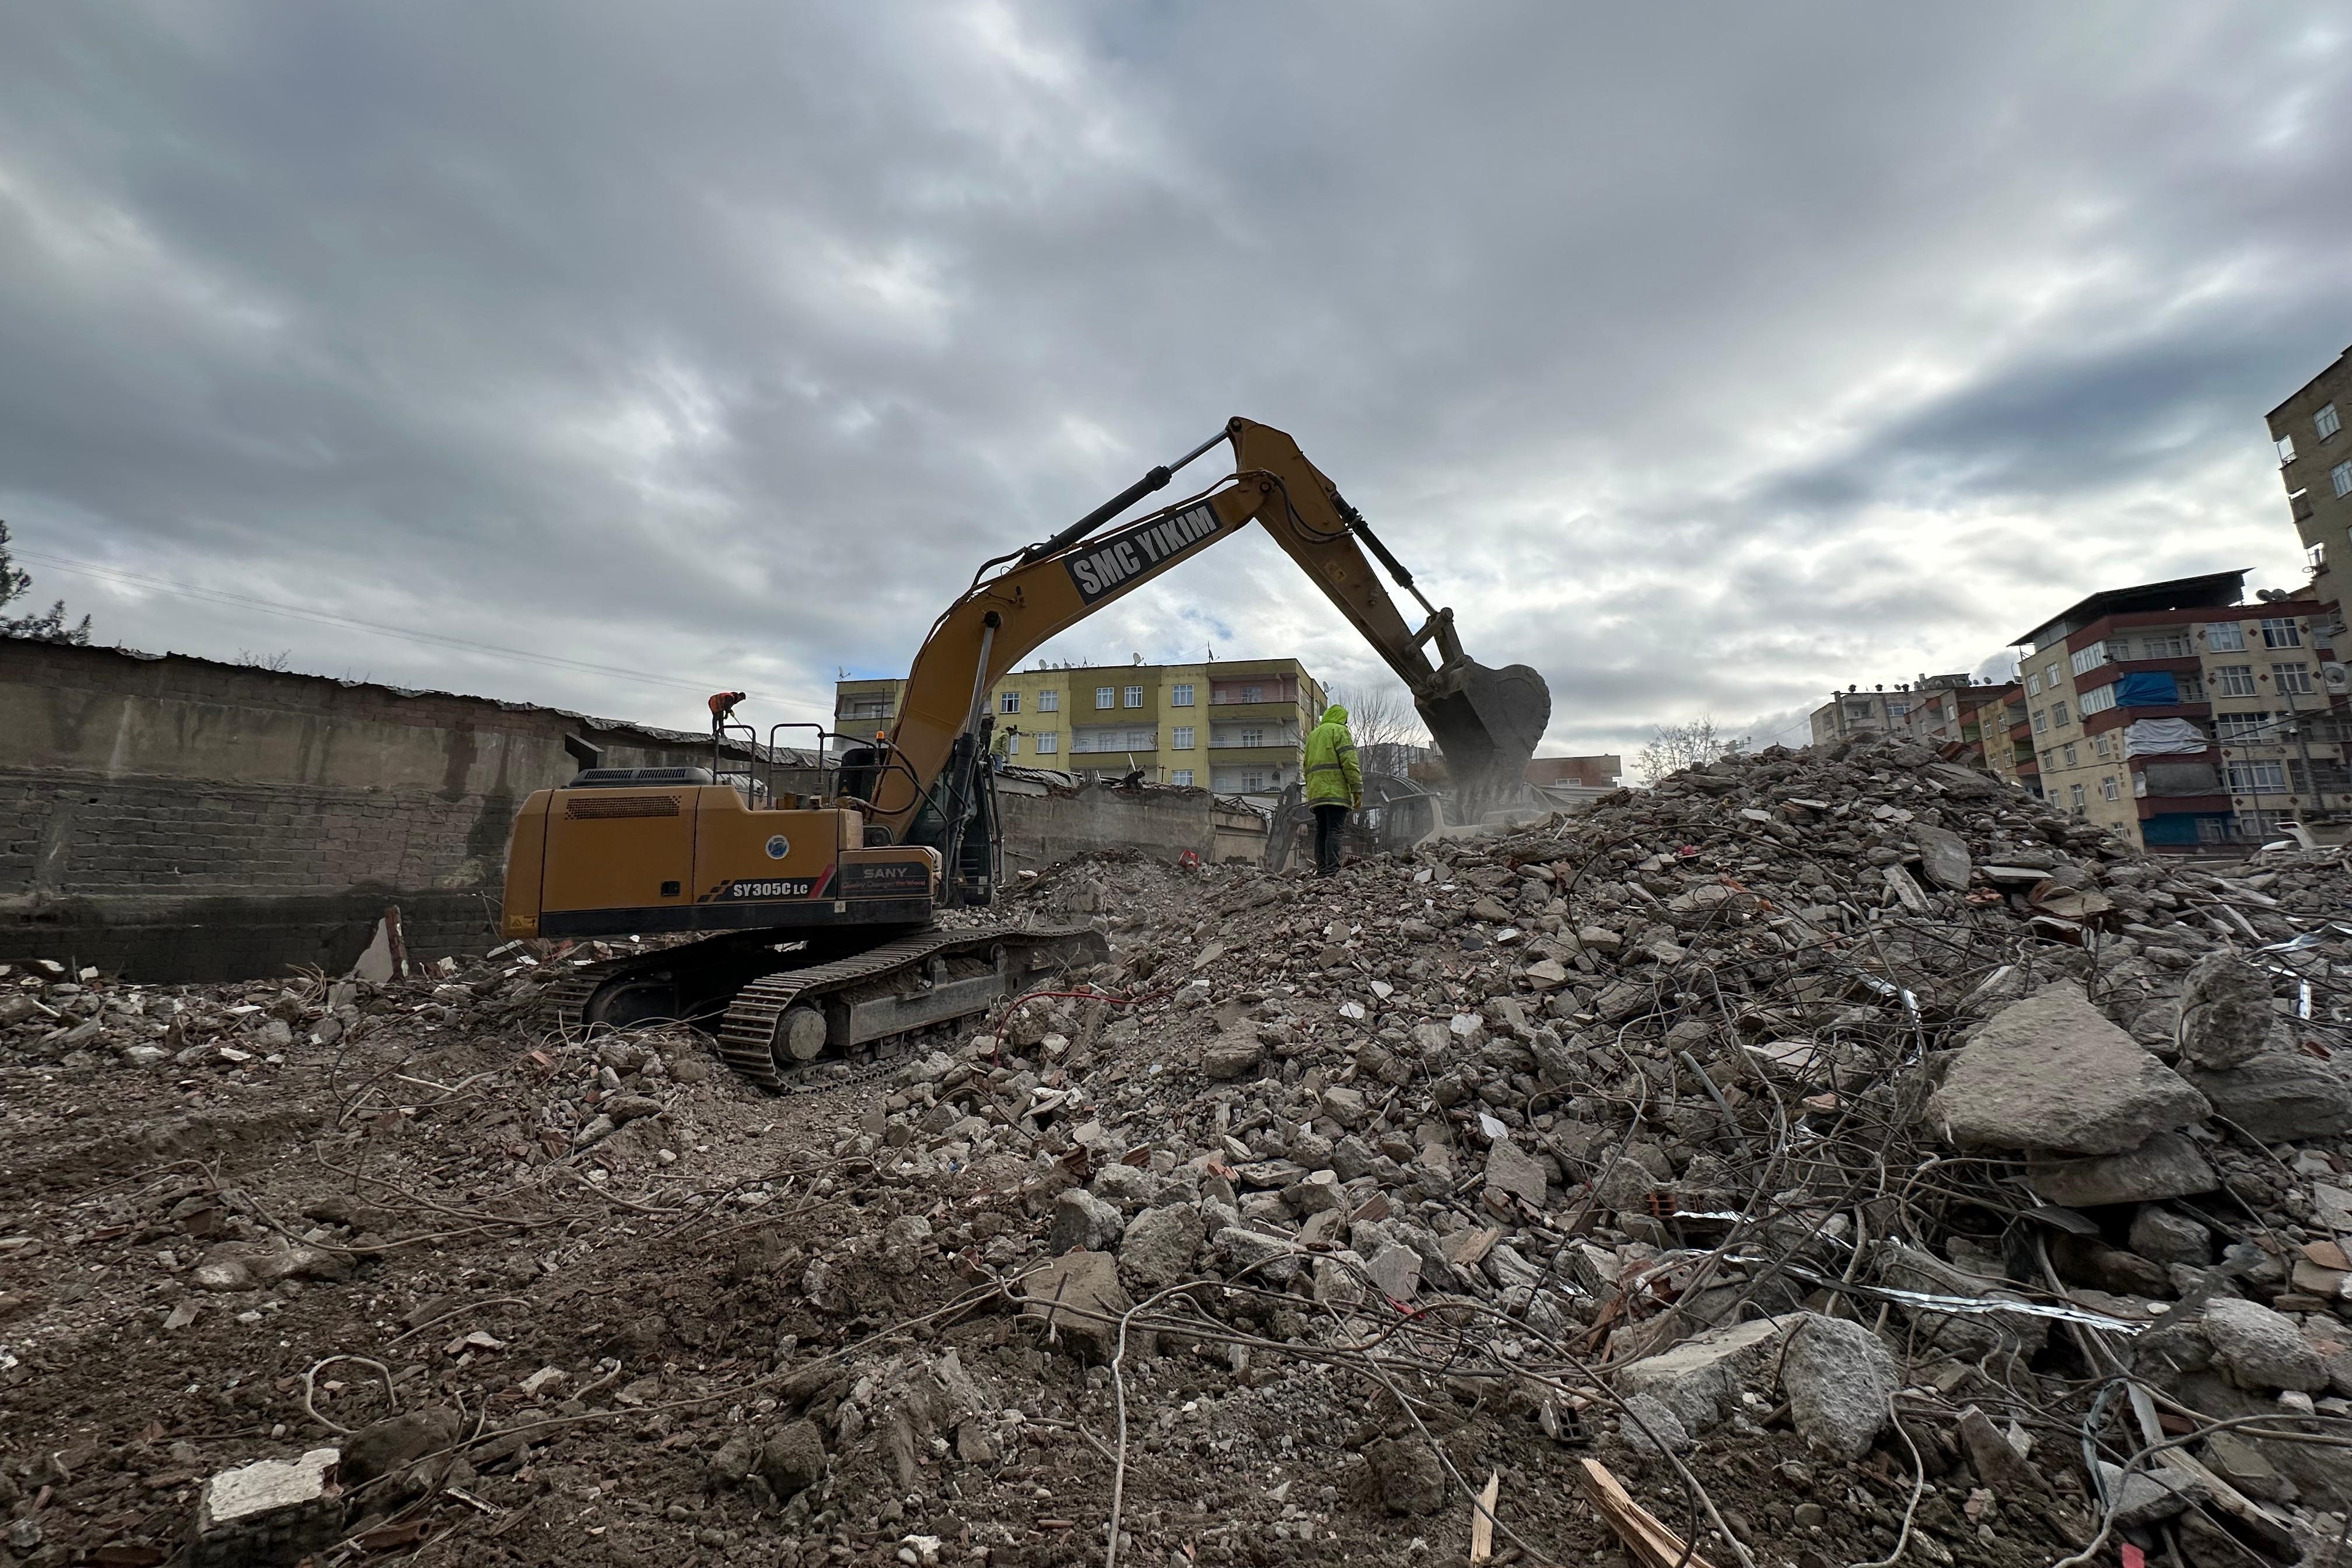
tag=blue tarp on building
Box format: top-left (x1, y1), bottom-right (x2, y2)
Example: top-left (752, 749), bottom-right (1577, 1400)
top-left (2116, 671), bottom-right (2180, 706)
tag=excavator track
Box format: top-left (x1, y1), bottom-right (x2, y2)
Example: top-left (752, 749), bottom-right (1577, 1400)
top-left (543, 923), bottom-right (1104, 1091)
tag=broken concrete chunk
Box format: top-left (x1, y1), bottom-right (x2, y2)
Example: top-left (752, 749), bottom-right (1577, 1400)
top-left (1116, 1202), bottom-right (1203, 1289)
top-left (2176, 953), bottom-right (2284, 1070)
top-left (2204, 1297), bottom-right (2330, 1392)
top-left (2185, 1053), bottom-right (2352, 1142)
top-left (2129, 1206), bottom-right (2211, 1267)
top-left (1929, 985), bottom-right (2208, 1155)
top-left (1614, 1314), bottom-right (1801, 1433)
top-left (1200, 1037), bottom-right (1262, 1081)
top-left (2024, 1130), bottom-right (2216, 1208)
top-left (340, 1408), bottom-right (459, 1485)
top-left (2095, 1459), bottom-right (2208, 1526)
top-left (187, 1447), bottom-right (342, 1567)
top-left (1363, 1436), bottom-right (1447, 1516)
top-left (757, 1419), bottom-right (827, 1499)
top-left (1620, 1392), bottom-right (1692, 1454)
top-left (1912, 823), bottom-right (1973, 891)
top-left (1046, 1188), bottom-right (1123, 1255)
top-left (1782, 1313), bottom-right (1897, 1461)
top-left (1017, 1249), bottom-right (1137, 1363)
top-left (1483, 1138), bottom-right (1550, 1208)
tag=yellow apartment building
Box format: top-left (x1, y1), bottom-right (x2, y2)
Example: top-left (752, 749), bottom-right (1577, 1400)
top-left (835, 657), bottom-right (1326, 796)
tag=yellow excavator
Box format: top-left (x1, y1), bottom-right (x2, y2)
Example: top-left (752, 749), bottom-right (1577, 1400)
top-left (499, 417), bottom-right (1549, 1087)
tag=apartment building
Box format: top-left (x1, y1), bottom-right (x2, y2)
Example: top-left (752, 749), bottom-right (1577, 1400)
top-left (1901, 676), bottom-right (2021, 768)
top-left (1808, 686), bottom-right (1920, 744)
top-left (835, 657), bottom-right (1326, 796)
top-left (2269, 345), bottom-right (2352, 609)
top-left (2010, 570), bottom-right (2348, 850)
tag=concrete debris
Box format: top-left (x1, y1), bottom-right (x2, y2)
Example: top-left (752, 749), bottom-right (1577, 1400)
top-left (2024, 1129), bottom-right (2217, 1207)
top-left (1618, 1392), bottom-right (1692, 1455)
top-left (23, 732), bottom-right (2352, 1565)
top-left (1780, 1313), bottom-right (1897, 1461)
top-left (2203, 1297), bottom-right (2331, 1392)
top-left (339, 1408), bottom-right (459, 1485)
top-left (2177, 951), bottom-right (2286, 1069)
top-left (187, 1448), bottom-right (341, 1566)
top-left (1930, 984), bottom-right (2209, 1155)
top-left (1614, 1316), bottom-right (1801, 1433)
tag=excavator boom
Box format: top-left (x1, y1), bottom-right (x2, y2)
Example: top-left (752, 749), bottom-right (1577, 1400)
top-left (873, 416), bottom-right (1549, 860)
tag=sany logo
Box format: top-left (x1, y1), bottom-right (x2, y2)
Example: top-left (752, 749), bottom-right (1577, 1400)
top-left (765, 835), bottom-right (790, 859)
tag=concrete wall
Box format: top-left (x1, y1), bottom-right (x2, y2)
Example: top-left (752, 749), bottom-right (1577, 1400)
top-left (0, 640), bottom-right (741, 981)
top-left (998, 782), bottom-right (1263, 872)
top-left (1, 640), bottom-right (1268, 981)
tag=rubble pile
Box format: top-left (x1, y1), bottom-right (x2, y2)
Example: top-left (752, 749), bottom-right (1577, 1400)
top-left (8, 735), bottom-right (2352, 1567)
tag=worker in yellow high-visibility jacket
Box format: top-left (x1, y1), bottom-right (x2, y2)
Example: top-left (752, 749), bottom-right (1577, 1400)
top-left (1301, 704), bottom-right (1363, 877)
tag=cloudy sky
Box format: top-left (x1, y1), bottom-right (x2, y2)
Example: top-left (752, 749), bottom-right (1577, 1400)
top-left (4, 4), bottom-right (2347, 759)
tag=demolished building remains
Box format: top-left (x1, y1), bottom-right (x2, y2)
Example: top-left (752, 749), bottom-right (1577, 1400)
top-left (8, 736), bottom-right (2352, 1568)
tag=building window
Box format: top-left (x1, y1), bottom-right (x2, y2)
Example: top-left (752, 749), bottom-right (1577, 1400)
top-left (2043, 663), bottom-right (2059, 688)
top-left (2320, 403), bottom-right (2343, 440)
top-left (2040, 748), bottom-right (2056, 769)
top-left (2334, 460), bottom-right (2352, 498)
top-left (1171, 725), bottom-right (1195, 749)
top-left (2068, 783), bottom-right (2087, 810)
top-left (1128, 729), bottom-right (1154, 748)
top-left (2052, 701), bottom-right (2070, 727)
top-left (2080, 685), bottom-right (2117, 716)
top-left (2276, 662), bottom-right (2315, 695)
top-left (999, 691), bottom-right (1020, 714)
top-left (2207, 621), bottom-right (2246, 651)
top-left (2196, 817), bottom-right (2230, 845)
top-left (1239, 727), bottom-right (1264, 747)
top-left (2140, 632), bottom-right (2189, 658)
top-left (1170, 682), bottom-right (1194, 706)
top-left (1171, 769), bottom-right (1193, 786)
top-left (1038, 690), bottom-right (1059, 712)
top-left (2027, 672), bottom-right (2042, 696)
top-left (1123, 685), bottom-right (1144, 708)
top-left (2094, 733), bottom-right (2112, 758)
top-left (1096, 687), bottom-right (1115, 709)
top-left (2262, 618), bottom-right (2304, 648)
top-left (2215, 712), bottom-right (2273, 742)
top-left (2213, 664), bottom-right (2258, 696)
top-left (2227, 760), bottom-right (2289, 792)
top-left (2102, 775), bottom-right (2120, 802)
top-left (2062, 742), bottom-right (2078, 766)
top-left (2070, 642), bottom-right (2108, 676)
top-left (2279, 435), bottom-right (2300, 464)
top-left (1035, 731), bottom-right (1058, 754)
top-left (1242, 772), bottom-right (1265, 790)
top-left (2032, 709), bottom-right (2048, 733)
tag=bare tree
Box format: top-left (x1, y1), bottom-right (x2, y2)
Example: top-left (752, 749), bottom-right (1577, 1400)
top-left (0, 520), bottom-right (90, 645)
top-left (1633, 717), bottom-right (1747, 785)
top-left (1328, 680), bottom-right (1427, 777)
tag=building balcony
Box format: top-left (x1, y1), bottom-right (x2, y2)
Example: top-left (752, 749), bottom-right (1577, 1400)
top-left (1205, 743), bottom-right (1302, 766)
top-left (1202, 698), bottom-right (1303, 720)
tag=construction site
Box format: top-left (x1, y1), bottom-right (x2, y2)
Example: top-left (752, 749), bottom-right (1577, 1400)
top-left (16, 408), bottom-right (2352, 1568)
top-left (2, 16), bottom-right (2348, 1563)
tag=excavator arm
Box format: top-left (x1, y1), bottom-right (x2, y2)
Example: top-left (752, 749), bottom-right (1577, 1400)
top-left (865, 417), bottom-right (1549, 884)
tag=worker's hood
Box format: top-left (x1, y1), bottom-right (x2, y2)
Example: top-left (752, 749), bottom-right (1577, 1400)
top-left (1320, 704), bottom-right (1349, 726)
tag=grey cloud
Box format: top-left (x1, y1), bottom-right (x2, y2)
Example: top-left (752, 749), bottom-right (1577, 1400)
top-left (1, 3), bottom-right (2347, 754)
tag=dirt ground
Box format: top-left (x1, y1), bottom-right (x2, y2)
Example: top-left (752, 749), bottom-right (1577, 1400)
top-left (0, 818), bottom-right (2194, 1567)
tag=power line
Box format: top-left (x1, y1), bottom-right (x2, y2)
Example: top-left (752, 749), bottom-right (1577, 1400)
top-left (13, 547), bottom-right (760, 699)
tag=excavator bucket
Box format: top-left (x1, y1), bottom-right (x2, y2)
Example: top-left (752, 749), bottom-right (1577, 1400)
top-left (1416, 661), bottom-right (1552, 813)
